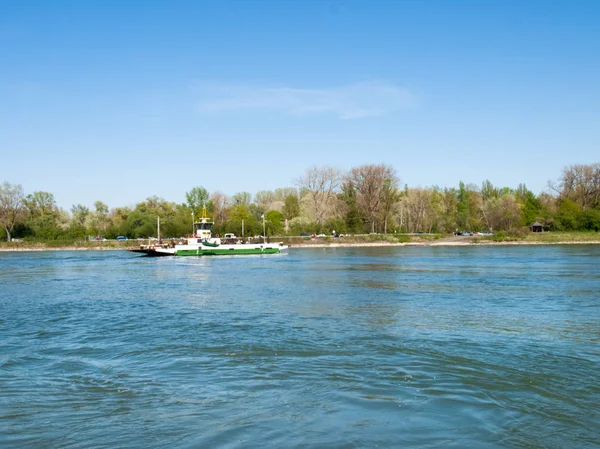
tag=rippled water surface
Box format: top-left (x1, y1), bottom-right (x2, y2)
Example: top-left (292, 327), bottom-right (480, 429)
top-left (1, 246), bottom-right (599, 448)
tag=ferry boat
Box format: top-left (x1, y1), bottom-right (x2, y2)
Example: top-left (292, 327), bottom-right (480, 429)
top-left (130, 208), bottom-right (288, 257)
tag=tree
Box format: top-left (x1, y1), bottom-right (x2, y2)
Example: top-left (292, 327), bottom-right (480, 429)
top-left (438, 187), bottom-right (459, 233)
top-left (273, 187), bottom-right (298, 201)
top-left (300, 190), bottom-right (341, 226)
top-left (93, 201), bottom-right (111, 235)
top-left (456, 181), bottom-right (469, 229)
top-left (185, 186), bottom-right (209, 214)
top-left (465, 184), bottom-right (483, 231)
top-left (254, 190), bottom-right (276, 212)
top-left (230, 203), bottom-right (252, 221)
top-left (296, 165), bottom-right (342, 225)
top-left (340, 182), bottom-right (362, 233)
top-left (209, 191), bottom-right (230, 225)
top-left (25, 191), bottom-right (62, 239)
top-left (282, 194), bottom-right (300, 220)
top-left (556, 199), bottom-right (581, 231)
top-left (94, 201), bottom-right (109, 215)
top-left (106, 206), bottom-right (132, 238)
top-left (68, 204), bottom-right (89, 238)
top-left (265, 210), bottom-right (284, 236)
top-left (481, 179), bottom-right (497, 201)
top-left (26, 191), bottom-right (57, 217)
top-left (497, 194), bottom-right (522, 230)
top-left (0, 182), bottom-right (27, 241)
top-left (232, 191), bottom-right (252, 206)
top-left (125, 196), bottom-right (178, 238)
top-left (349, 164), bottom-right (398, 233)
top-left (515, 184), bottom-right (541, 226)
top-left (480, 196), bottom-right (499, 231)
top-left (71, 204), bottom-right (90, 227)
top-left (550, 163), bottom-right (600, 210)
top-left (380, 178), bottom-right (400, 234)
top-left (579, 209), bottom-right (600, 231)
top-left (289, 216), bottom-right (317, 235)
top-left (401, 188), bottom-right (432, 233)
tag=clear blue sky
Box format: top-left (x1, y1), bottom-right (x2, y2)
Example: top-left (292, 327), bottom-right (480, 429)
top-left (1, 0), bottom-right (599, 210)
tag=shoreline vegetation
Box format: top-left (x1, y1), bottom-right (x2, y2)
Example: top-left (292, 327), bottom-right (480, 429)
top-left (2, 163), bottom-right (600, 245)
top-left (1, 232), bottom-right (599, 252)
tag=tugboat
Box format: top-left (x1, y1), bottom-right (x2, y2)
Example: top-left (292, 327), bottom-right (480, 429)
top-left (130, 206), bottom-right (288, 257)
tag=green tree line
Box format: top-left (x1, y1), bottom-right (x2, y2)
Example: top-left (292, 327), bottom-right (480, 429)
top-left (1, 163), bottom-right (600, 242)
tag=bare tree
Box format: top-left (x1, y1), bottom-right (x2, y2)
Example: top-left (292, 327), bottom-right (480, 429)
top-left (296, 166), bottom-right (342, 224)
top-left (299, 190), bottom-right (341, 224)
top-left (349, 164), bottom-right (399, 233)
top-left (254, 190), bottom-right (276, 212)
top-left (550, 163), bottom-right (600, 210)
top-left (497, 194), bottom-right (522, 230)
top-left (401, 188), bottom-right (431, 233)
top-left (479, 193), bottom-right (521, 230)
top-left (232, 191), bottom-right (252, 206)
top-left (273, 187), bottom-right (298, 201)
top-left (0, 182), bottom-right (27, 241)
top-left (437, 188), bottom-right (459, 233)
top-left (210, 191), bottom-right (230, 225)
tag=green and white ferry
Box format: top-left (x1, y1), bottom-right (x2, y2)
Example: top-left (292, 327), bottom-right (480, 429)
top-left (131, 211), bottom-right (288, 257)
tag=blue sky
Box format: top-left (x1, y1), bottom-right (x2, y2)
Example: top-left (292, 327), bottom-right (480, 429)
top-left (1, 0), bottom-right (599, 210)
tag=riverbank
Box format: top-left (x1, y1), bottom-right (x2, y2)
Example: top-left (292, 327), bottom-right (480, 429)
top-left (1, 234), bottom-right (600, 251)
top-left (292, 240), bottom-right (600, 248)
top-left (0, 241), bottom-right (139, 252)
top-left (288, 232), bottom-right (600, 247)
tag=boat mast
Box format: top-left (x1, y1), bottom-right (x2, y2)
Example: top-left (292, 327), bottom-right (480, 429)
top-left (157, 216), bottom-right (160, 242)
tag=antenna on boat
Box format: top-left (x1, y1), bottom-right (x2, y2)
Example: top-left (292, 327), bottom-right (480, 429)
top-left (201, 203), bottom-right (207, 220)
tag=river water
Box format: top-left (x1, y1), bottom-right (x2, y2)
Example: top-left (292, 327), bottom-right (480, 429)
top-left (1, 246), bottom-right (599, 448)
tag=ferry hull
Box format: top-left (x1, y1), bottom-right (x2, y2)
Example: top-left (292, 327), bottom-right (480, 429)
top-left (176, 246), bottom-right (282, 256)
top-left (130, 243), bottom-right (287, 257)
top-left (129, 248), bottom-right (175, 257)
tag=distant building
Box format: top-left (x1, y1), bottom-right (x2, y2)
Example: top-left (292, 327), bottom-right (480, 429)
top-left (530, 221), bottom-right (545, 233)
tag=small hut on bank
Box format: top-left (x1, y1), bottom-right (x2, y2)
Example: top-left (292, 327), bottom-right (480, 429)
top-left (530, 221), bottom-right (545, 233)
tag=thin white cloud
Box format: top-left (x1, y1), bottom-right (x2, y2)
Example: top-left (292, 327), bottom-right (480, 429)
top-left (194, 81), bottom-right (415, 119)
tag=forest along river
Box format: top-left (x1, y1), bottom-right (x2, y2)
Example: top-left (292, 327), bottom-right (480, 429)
top-left (1, 246), bottom-right (599, 448)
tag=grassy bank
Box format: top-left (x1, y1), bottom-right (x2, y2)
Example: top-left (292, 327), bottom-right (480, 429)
top-left (517, 231), bottom-right (600, 243)
top-left (1, 232), bottom-right (598, 251)
top-left (475, 231), bottom-right (600, 244)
